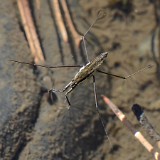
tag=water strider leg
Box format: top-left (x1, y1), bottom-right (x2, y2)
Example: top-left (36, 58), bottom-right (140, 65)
top-left (48, 81), bottom-right (73, 106)
top-left (48, 80), bottom-right (75, 95)
top-left (97, 64), bottom-right (152, 79)
top-left (48, 85), bottom-right (74, 109)
top-left (65, 94), bottom-right (71, 108)
top-left (92, 75), bottom-right (111, 142)
top-left (81, 36), bottom-right (89, 63)
top-left (97, 69), bottom-right (126, 79)
top-left (64, 85), bottom-right (77, 109)
top-left (9, 60), bottom-right (82, 69)
top-left (81, 10), bottom-right (106, 63)
top-left (81, 19), bottom-right (98, 63)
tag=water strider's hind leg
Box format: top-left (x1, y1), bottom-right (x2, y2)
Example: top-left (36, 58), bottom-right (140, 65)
top-left (92, 75), bottom-right (111, 142)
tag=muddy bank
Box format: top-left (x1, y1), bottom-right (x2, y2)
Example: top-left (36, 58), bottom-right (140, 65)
top-left (0, 0), bottom-right (160, 160)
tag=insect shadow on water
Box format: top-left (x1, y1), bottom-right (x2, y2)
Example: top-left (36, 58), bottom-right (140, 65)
top-left (10, 10), bottom-right (151, 140)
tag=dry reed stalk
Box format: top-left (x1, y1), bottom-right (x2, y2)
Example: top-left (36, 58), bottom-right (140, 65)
top-left (60, 0), bottom-right (81, 47)
top-left (17, 0), bottom-right (44, 64)
top-left (52, 0), bottom-right (68, 43)
top-left (154, 0), bottom-right (160, 61)
top-left (35, 0), bottom-right (41, 11)
top-left (102, 95), bottom-right (160, 160)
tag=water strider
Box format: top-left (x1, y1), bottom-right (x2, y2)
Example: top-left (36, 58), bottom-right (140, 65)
top-left (10, 10), bottom-right (151, 137)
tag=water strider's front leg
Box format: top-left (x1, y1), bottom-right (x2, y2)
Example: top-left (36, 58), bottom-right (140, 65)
top-left (48, 79), bottom-right (77, 108)
top-left (48, 81), bottom-right (73, 105)
top-left (48, 80), bottom-right (73, 94)
top-left (65, 83), bottom-right (77, 109)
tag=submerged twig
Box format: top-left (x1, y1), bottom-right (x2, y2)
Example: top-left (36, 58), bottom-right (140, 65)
top-left (102, 95), bottom-right (160, 160)
top-left (52, 0), bottom-right (68, 43)
top-left (151, 0), bottom-right (160, 78)
top-left (35, 0), bottom-right (41, 11)
top-left (17, 0), bottom-right (45, 64)
top-left (60, 0), bottom-right (81, 47)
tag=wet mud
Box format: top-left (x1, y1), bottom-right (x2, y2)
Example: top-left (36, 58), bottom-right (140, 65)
top-left (0, 0), bottom-right (160, 160)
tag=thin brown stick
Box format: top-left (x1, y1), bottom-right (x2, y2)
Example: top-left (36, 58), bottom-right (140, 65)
top-left (52, 0), bottom-right (68, 43)
top-left (151, 0), bottom-right (160, 72)
top-left (60, 0), bottom-right (81, 47)
top-left (17, 0), bottom-right (45, 64)
top-left (17, 0), bottom-right (36, 60)
top-left (35, 0), bottom-right (41, 11)
top-left (21, 0), bottom-right (44, 63)
top-left (102, 95), bottom-right (160, 160)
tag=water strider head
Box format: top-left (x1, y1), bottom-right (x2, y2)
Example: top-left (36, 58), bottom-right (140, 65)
top-left (95, 52), bottom-right (108, 63)
top-left (88, 52), bottom-right (108, 71)
top-left (100, 52), bottom-right (108, 59)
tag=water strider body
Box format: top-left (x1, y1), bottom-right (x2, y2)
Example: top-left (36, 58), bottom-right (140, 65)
top-left (11, 51), bottom-right (148, 107)
top-left (49, 49), bottom-right (150, 107)
top-left (59, 52), bottom-right (108, 95)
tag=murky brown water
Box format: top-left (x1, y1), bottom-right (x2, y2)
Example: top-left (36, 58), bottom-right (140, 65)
top-left (0, 0), bottom-right (160, 160)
